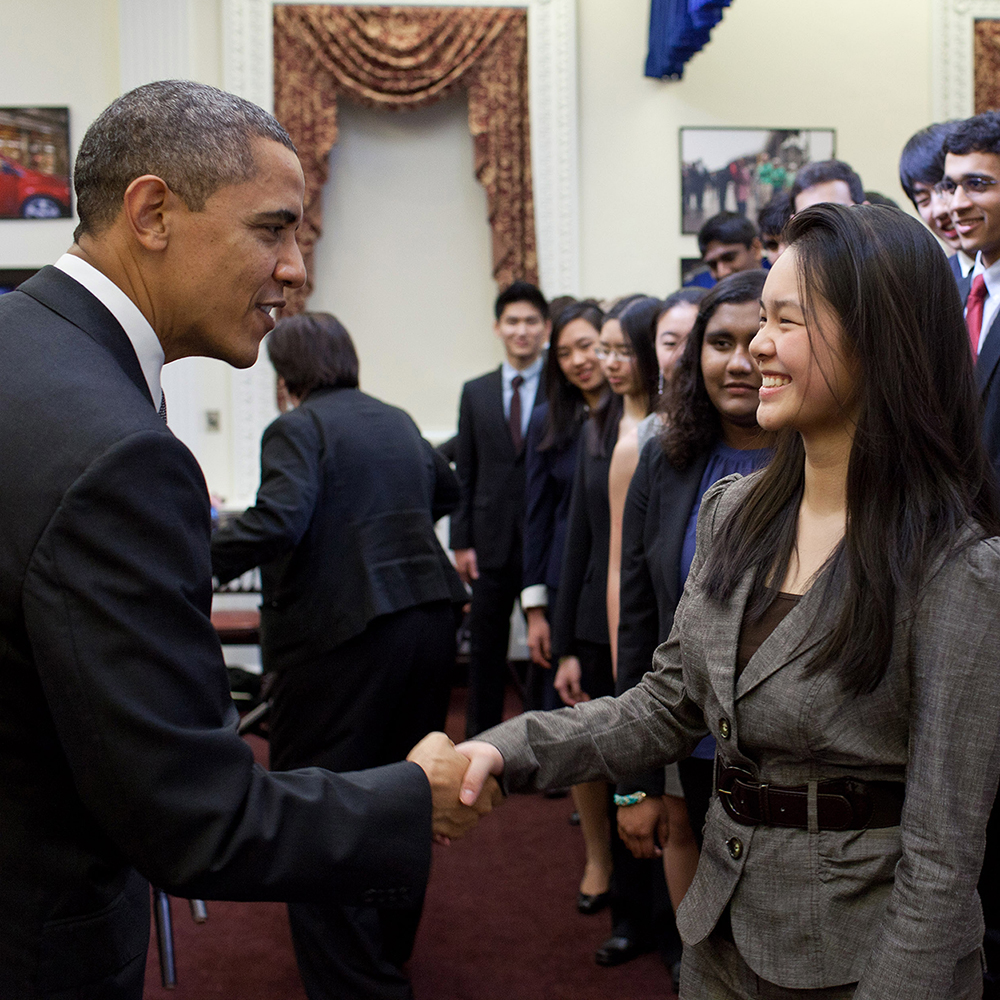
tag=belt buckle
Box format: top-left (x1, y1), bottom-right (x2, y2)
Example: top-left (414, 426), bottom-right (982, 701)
top-left (717, 765), bottom-right (760, 826)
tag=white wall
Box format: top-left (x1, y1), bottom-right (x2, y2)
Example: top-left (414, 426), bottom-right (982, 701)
top-left (308, 94), bottom-right (501, 442)
top-left (575, 0), bottom-right (933, 297)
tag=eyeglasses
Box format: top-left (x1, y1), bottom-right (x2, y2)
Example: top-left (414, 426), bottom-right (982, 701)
top-left (594, 346), bottom-right (634, 362)
top-left (935, 175), bottom-right (999, 196)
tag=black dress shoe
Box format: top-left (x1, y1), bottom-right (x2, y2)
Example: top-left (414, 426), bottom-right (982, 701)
top-left (576, 890), bottom-right (611, 915)
top-left (594, 934), bottom-right (652, 967)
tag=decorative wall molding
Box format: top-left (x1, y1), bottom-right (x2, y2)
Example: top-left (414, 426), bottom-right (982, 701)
top-left (222, 0), bottom-right (580, 500)
top-left (933, 0), bottom-right (1000, 120)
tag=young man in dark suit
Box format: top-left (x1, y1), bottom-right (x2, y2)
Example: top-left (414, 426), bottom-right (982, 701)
top-left (0, 80), bottom-right (495, 1000)
top-left (451, 281), bottom-right (550, 737)
top-left (942, 111), bottom-right (1000, 997)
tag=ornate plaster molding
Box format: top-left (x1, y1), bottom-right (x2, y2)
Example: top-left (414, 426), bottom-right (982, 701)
top-left (933, 0), bottom-right (1000, 120)
top-left (222, 0), bottom-right (580, 500)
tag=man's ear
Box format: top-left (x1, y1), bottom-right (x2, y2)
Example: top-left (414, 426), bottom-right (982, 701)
top-left (750, 236), bottom-right (764, 260)
top-left (121, 175), bottom-right (174, 251)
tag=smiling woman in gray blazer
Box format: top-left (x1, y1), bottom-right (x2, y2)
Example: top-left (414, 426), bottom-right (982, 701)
top-left (458, 204), bottom-right (1000, 999)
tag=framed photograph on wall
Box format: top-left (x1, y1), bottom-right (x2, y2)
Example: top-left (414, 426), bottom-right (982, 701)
top-left (0, 268), bottom-right (39, 294)
top-left (680, 126), bottom-right (835, 235)
top-left (0, 107), bottom-right (72, 219)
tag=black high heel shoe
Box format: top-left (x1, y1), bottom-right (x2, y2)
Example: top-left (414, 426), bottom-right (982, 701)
top-left (576, 890), bottom-right (611, 915)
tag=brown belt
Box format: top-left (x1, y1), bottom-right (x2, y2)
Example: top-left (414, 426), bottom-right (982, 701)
top-left (716, 765), bottom-right (904, 831)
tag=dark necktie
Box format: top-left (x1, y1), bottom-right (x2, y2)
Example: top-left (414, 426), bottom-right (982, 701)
top-left (158, 390), bottom-right (167, 423)
top-left (509, 375), bottom-right (524, 453)
top-left (966, 274), bottom-right (988, 358)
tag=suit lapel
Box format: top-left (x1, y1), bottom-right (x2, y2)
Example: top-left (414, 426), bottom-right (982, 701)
top-left (661, 454), bottom-right (711, 611)
top-left (977, 312), bottom-right (1000, 396)
top-left (19, 265), bottom-right (154, 407)
top-left (734, 577), bottom-right (833, 701)
top-left (483, 367), bottom-right (515, 457)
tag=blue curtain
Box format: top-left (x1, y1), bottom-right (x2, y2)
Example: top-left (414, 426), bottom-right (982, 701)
top-left (645, 0), bottom-right (733, 80)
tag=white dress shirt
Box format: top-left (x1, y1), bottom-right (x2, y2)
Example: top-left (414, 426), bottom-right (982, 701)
top-left (54, 253), bottom-right (165, 411)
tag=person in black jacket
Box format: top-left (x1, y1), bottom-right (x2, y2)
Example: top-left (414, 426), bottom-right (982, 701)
top-left (521, 299), bottom-right (607, 706)
top-left (450, 282), bottom-right (549, 737)
top-left (211, 313), bottom-right (468, 1000)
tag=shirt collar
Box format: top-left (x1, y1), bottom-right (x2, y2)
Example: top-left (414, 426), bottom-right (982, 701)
top-left (502, 354), bottom-right (544, 385)
top-left (54, 253), bottom-right (165, 409)
top-left (971, 252), bottom-right (1000, 296)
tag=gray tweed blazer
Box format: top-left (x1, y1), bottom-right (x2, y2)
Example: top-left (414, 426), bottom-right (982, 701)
top-left (483, 473), bottom-right (1000, 997)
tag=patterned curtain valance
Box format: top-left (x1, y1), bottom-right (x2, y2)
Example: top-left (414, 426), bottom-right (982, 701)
top-left (645, 0), bottom-right (733, 80)
top-left (273, 4), bottom-right (537, 312)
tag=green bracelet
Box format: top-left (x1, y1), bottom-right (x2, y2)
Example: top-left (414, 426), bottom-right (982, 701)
top-left (613, 791), bottom-right (647, 807)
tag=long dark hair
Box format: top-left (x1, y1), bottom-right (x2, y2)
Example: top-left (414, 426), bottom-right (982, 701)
top-left (658, 270), bottom-right (767, 470)
top-left (587, 294), bottom-right (648, 456)
top-left (539, 299), bottom-right (606, 451)
top-left (702, 203), bottom-right (1000, 695)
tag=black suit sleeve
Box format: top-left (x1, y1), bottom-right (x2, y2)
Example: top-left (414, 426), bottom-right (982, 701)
top-left (23, 430), bottom-right (431, 904)
top-left (428, 439), bottom-right (461, 522)
top-left (522, 410), bottom-right (555, 590)
top-left (210, 410), bottom-right (322, 583)
top-left (551, 440), bottom-right (590, 659)
top-left (449, 384), bottom-right (475, 550)
top-left (615, 446), bottom-right (666, 797)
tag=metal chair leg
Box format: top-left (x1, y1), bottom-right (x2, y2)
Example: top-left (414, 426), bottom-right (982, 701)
top-left (152, 887), bottom-right (176, 988)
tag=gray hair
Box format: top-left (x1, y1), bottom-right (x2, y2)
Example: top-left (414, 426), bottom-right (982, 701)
top-left (73, 79), bottom-right (296, 240)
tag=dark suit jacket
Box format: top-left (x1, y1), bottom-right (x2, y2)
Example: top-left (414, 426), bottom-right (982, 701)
top-left (958, 271), bottom-right (1000, 479)
top-left (614, 444), bottom-right (710, 794)
top-left (449, 367), bottom-right (544, 570)
top-left (211, 386), bottom-right (467, 671)
top-left (550, 418), bottom-right (618, 658)
top-left (522, 402), bottom-right (581, 593)
top-left (0, 268), bottom-right (431, 998)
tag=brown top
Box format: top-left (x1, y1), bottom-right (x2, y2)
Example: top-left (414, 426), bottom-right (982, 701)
top-left (736, 592), bottom-right (801, 679)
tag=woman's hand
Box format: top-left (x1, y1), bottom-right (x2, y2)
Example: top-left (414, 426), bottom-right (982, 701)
top-left (554, 656), bottom-right (589, 706)
top-left (525, 607), bottom-right (552, 667)
top-left (617, 795), bottom-right (668, 859)
top-left (454, 740), bottom-right (506, 807)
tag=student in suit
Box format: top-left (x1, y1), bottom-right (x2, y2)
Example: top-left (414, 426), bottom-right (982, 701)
top-left (211, 313), bottom-right (468, 1000)
top-left (521, 299), bottom-right (608, 705)
top-left (451, 281), bottom-right (549, 738)
top-left (899, 122), bottom-right (974, 282)
top-left (942, 111), bottom-right (1000, 996)
top-left (0, 80), bottom-right (493, 1000)
top-left (460, 204), bottom-right (1000, 998)
top-left (615, 272), bottom-right (771, 935)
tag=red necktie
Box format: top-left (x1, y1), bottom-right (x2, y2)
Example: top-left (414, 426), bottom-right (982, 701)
top-left (509, 374), bottom-right (524, 453)
top-left (966, 274), bottom-right (988, 358)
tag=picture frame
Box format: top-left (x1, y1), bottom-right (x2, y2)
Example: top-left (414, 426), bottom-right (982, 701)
top-left (0, 107), bottom-right (72, 220)
top-left (680, 126), bottom-right (836, 235)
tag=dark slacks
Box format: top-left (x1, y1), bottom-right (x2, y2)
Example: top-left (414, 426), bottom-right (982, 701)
top-left (268, 601), bottom-right (456, 1000)
top-left (464, 556), bottom-right (522, 738)
top-left (577, 639), bottom-right (681, 962)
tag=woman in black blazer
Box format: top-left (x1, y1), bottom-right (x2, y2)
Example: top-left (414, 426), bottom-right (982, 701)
top-left (521, 300), bottom-right (607, 707)
top-left (615, 271), bottom-right (772, 922)
top-left (211, 313), bottom-right (467, 1000)
top-left (550, 295), bottom-right (663, 955)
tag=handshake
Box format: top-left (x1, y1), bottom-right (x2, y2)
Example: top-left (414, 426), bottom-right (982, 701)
top-left (406, 732), bottom-right (507, 843)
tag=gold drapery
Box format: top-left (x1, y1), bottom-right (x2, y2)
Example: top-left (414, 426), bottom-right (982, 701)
top-left (273, 5), bottom-right (537, 312)
top-left (975, 19), bottom-right (1000, 113)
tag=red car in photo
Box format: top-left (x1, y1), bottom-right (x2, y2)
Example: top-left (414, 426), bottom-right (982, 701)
top-left (0, 153), bottom-right (71, 218)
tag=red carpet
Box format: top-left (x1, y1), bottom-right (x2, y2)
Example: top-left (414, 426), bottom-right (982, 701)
top-left (143, 686), bottom-right (678, 999)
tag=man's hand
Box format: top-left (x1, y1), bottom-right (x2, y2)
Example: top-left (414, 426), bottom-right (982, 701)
top-left (617, 796), bottom-right (667, 859)
top-left (454, 740), bottom-right (506, 807)
top-left (554, 656), bottom-right (589, 706)
top-left (453, 548), bottom-right (479, 584)
top-left (525, 607), bottom-right (551, 667)
top-left (407, 732), bottom-right (500, 844)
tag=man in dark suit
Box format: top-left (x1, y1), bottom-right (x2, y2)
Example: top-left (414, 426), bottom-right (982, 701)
top-left (451, 281), bottom-right (549, 737)
top-left (942, 111), bottom-right (1000, 997)
top-left (0, 80), bottom-right (494, 1000)
top-left (211, 312), bottom-right (469, 1000)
